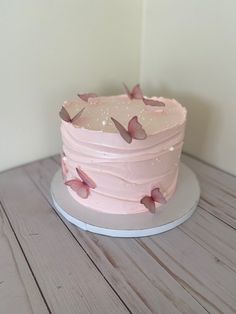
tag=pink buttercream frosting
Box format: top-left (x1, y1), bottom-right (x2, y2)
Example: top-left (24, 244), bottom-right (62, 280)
top-left (60, 95), bottom-right (187, 214)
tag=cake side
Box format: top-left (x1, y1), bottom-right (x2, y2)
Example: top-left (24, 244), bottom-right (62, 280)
top-left (60, 93), bottom-right (186, 214)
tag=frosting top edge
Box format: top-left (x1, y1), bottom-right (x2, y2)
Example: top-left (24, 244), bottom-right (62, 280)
top-left (62, 95), bottom-right (187, 135)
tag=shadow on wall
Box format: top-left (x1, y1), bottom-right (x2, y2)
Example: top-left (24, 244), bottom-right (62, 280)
top-left (146, 85), bottom-right (221, 159)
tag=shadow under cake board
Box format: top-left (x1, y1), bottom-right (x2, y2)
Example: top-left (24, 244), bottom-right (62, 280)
top-left (51, 163), bottom-right (200, 237)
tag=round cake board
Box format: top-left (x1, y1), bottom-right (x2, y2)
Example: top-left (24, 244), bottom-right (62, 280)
top-left (51, 163), bottom-right (200, 238)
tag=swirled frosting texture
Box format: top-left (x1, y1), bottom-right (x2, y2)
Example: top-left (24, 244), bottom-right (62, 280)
top-left (61, 95), bottom-right (186, 214)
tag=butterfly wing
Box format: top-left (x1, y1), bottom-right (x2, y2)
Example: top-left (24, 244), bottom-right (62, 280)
top-left (59, 106), bottom-right (71, 122)
top-left (131, 84), bottom-right (143, 99)
top-left (128, 116), bottom-right (147, 140)
top-left (151, 188), bottom-right (167, 204)
top-left (71, 107), bottom-right (85, 125)
top-left (111, 117), bottom-right (132, 143)
top-left (140, 196), bottom-right (156, 213)
top-left (143, 97), bottom-right (165, 107)
top-left (65, 179), bottom-right (89, 198)
top-left (78, 93), bottom-right (97, 102)
top-left (123, 83), bottom-right (131, 98)
top-left (76, 168), bottom-right (96, 189)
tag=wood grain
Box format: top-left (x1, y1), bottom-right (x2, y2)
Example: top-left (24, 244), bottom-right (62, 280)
top-left (179, 207), bottom-right (236, 273)
top-left (182, 154), bottom-right (236, 193)
top-left (182, 154), bottom-right (236, 228)
top-left (138, 222), bottom-right (236, 314)
top-left (0, 167), bottom-right (128, 314)
top-left (24, 156), bottom-right (210, 313)
top-left (0, 202), bottom-right (49, 314)
top-left (54, 154), bottom-right (236, 313)
top-left (1, 153), bottom-right (235, 314)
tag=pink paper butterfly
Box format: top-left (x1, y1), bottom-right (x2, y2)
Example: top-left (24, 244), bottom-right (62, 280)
top-left (59, 106), bottom-right (85, 125)
top-left (111, 116), bottom-right (147, 144)
top-left (123, 83), bottom-right (143, 99)
top-left (61, 152), bottom-right (68, 179)
top-left (142, 97), bottom-right (165, 107)
top-left (77, 93), bottom-right (97, 102)
top-left (140, 188), bottom-right (167, 213)
top-left (65, 168), bottom-right (96, 199)
top-left (123, 83), bottom-right (165, 107)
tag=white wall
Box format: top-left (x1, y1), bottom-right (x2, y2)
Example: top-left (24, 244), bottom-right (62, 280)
top-left (1, 0), bottom-right (236, 176)
top-left (141, 0), bottom-right (236, 175)
top-left (0, 0), bottom-right (142, 171)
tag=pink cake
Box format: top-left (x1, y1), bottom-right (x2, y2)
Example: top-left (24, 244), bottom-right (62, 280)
top-left (59, 84), bottom-right (187, 214)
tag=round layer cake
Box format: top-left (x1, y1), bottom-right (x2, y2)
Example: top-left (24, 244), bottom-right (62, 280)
top-left (60, 86), bottom-right (187, 214)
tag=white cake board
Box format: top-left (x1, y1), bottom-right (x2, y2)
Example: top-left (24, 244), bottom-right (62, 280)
top-left (51, 163), bottom-right (200, 237)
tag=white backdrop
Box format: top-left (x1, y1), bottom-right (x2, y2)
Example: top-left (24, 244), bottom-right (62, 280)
top-left (1, 0), bottom-right (236, 176)
top-left (141, 0), bottom-right (236, 175)
top-left (0, 0), bottom-right (142, 171)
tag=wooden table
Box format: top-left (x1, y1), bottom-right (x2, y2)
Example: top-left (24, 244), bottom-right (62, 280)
top-left (0, 154), bottom-right (235, 314)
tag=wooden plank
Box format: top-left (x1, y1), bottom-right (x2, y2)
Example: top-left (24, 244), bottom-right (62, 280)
top-left (182, 154), bottom-right (236, 228)
top-left (0, 167), bottom-right (129, 314)
top-left (0, 202), bottom-right (49, 314)
top-left (182, 154), bottom-right (236, 193)
top-left (179, 207), bottom-right (236, 273)
top-left (52, 154), bottom-right (236, 313)
top-left (79, 232), bottom-right (207, 314)
top-left (138, 217), bottom-right (236, 314)
top-left (198, 182), bottom-right (236, 229)
top-left (24, 156), bottom-right (209, 313)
